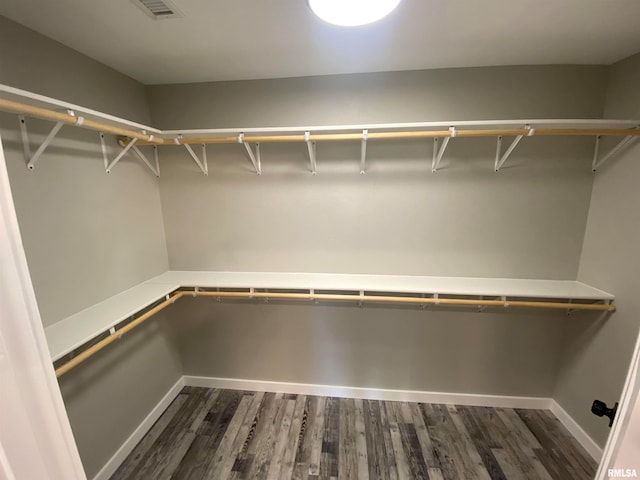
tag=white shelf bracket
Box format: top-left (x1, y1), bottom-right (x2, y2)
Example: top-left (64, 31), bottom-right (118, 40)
top-left (305, 131), bottom-right (317, 175)
top-left (566, 300), bottom-right (576, 316)
top-left (432, 127), bottom-right (456, 173)
top-left (239, 134), bottom-right (261, 175)
top-left (154, 146), bottom-right (160, 177)
top-left (105, 137), bottom-right (137, 174)
top-left (501, 295), bottom-right (510, 308)
top-left (591, 135), bottom-right (601, 171)
top-left (432, 137), bottom-right (439, 172)
top-left (495, 125), bottom-right (533, 171)
top-left (494, 136), bottom-right (503, 171)
top-left (360, 129), bottom-right (368, 175)
top-left (18, 115), bottom-right (32, 163)
top-left (592, 129), bottom-right (639, 171)
top-left (477, 295), bottom-right (487, 313)
top-left (181, 138), bottom-right (208, 175)
top-left (99, 133), bottom-right (108, 170)
top-left (131, 145), bottom-right (160, 177)
top-left (18, 115), bottom-right (67, 170)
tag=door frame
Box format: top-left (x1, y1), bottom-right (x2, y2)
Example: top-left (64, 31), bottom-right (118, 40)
top-left (596, 328), bottom-right (640, 478)
top-left (0, 133), bottom-right (86, 479)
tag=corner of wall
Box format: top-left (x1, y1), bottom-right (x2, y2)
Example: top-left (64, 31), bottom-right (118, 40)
top-left (552, 50), bottom-right (640, 450)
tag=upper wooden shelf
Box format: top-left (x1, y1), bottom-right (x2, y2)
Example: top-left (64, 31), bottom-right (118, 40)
top-left (45, 270), bottom-right (614, 362)
top-left (2, 84), bottom-right (640, 176)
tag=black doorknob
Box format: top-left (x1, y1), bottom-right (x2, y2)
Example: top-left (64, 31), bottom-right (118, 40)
top-left (591, 400), bottom-right (618, 427)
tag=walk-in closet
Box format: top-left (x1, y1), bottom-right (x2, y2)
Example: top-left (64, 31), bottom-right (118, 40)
top-left (1, 2), bottom-right (640, 479)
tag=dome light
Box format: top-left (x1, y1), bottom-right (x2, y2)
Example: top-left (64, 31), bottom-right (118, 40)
top-left (308, 0), bottom-right (402, 27)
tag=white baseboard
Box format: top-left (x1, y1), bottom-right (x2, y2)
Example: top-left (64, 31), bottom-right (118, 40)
top-left (550, 400), bottom-right (603, 462)
top-left (183, 375), bottom-right (551, 409)
top-left (92, 376), bottom-right (185, 480)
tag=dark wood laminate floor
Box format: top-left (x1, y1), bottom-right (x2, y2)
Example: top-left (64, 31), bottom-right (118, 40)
top-left (111, 387), bottom-right (597, 480)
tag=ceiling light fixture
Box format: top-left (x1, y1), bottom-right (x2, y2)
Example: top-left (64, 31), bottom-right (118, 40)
top-left (308, 0), bottom-right (402, 27)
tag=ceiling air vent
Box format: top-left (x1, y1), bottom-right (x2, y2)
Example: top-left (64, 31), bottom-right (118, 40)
top-left (131, 0), bottom-right (183, 19)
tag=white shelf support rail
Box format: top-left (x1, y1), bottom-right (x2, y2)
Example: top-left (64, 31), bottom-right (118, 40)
top-left (591, 136), bottom-right (601, 171)
top-left (18, 115), bottom-right (69, 170)
top-left (495, 124), bottom-right (534, 171)
top-left (305, 131), bottom-right (317, 175)
top-left (47, 271), bottom-right (616, 378)
top-left (105, 137), bottom-right (137, 174)
top-left (0, 83), bottom-right (161, 134)
top-left (18, 115), bottom-right (31, 164)
top-left (178, 137), bottom-right (208, 175)
top-left (99, 133), bottom-right (108, 170)
top-left (432, 127), bottom-right (456, 173)
top-left (154, 146), bottom-right (160, 177)
top-left (5, 85), bottom-right (640, 176)
top-left (131, 145), bottom-right (160, 177)
top-left (592, 128), bottom-right (639, 171)
top-left (360, 129), bottom-right (368, 175)
top-left (239, 133), bottom-right (261, 175)
top-left (494, 136), bottom-right (503, 171)
top-left (432, 137), bottom-right (438, 171)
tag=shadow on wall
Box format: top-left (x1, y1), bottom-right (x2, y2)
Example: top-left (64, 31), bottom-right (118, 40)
top-left (58, 315), bottom-right (178, 401)
top-left (162, 297), bottom-right (576, 397)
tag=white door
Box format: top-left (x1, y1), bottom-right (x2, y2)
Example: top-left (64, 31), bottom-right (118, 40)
top-left (0, 133), bottom-right (86, 479)
top-left (596, 329), bottom-right (640, 479)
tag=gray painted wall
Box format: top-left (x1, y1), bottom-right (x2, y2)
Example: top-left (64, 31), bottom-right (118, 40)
top-left (0, 16), bottom-right (179, 478)
top-left (0, 16), bottom-right (169, 325)
top-left (0, 16), bottom-right (149, 124)
top-left (58, 314), bottom-right (181, 478)
top-left (170, 299), bottom-right (568, 397)
top-left (150, 67), bottom-right (606, 397)
top-left (148, 66), bottom-right (606, 129)
top-left (150, 66), bottom-right (605, 278)
top-left (553, 52), bottom-right (640, 448)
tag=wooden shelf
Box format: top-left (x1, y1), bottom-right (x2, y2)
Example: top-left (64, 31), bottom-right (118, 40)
top-left (3, 84), bottom-right (640, 176)
top-left (45, 271), bottom-right (614, 362)
top-left (148, 271), bottom-right (614, 300)
top-left (45, 282), bottom-right (179, 361)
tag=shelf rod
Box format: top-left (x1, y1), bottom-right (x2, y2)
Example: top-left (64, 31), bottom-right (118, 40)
top-left (3, 83), bottom-right (638, 135)
top-left (54, 291), bottom-right (187, 378)
top-left (192, 290), bottom-right (616, 311)
top-left (0, 84), bottom-right (161, 133)
top-left (52, 288), bottom-right (615, 379)
top-left (0, 98), bottom-right (163, 144)
top-left (2, 96), bottom-right (639, 149)
top-left (160, 119), bottom-right (640, 135)
top-left (134, 127), bottom-right (640, 146)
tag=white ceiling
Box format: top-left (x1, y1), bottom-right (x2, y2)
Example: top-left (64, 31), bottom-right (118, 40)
top-left (2, 0), bottom-right (640, 85)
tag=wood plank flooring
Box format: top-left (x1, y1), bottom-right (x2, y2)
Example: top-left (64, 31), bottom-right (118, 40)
top-left (111, 387), bottom-right (596, 480)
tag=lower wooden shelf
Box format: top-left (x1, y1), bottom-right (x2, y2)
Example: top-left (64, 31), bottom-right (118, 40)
top-left (45, 270), bottom-right (615, 376)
